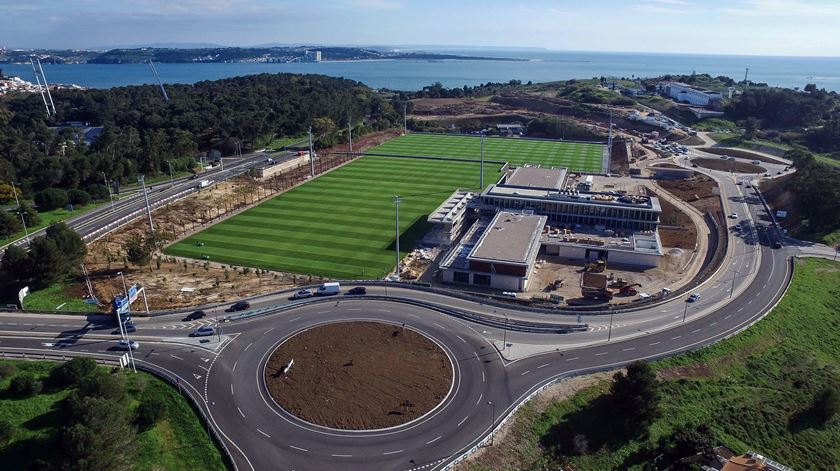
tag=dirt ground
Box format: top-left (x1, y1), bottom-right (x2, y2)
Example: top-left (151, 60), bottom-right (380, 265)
top-left (691, 157), bottom-right (766, 174)
top-left (655, 173), bottom-right (723, 215)
top-left (454, 370), bottom-right (619, 471)
top-left (264, 321), bottom-right (453, 430)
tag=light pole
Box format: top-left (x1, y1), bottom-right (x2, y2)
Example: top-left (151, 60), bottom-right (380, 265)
top-left (348, 117), bottom-right (353, 155)
top-left (10, 182), bottom-right (29, 243)
top-left (729, 266), bottom-right (738, 299)
top-left (167, 160), bottom-right (175, 188)
top-left (682, 301), bottom-right (689, 323)
top-left (138, 175), bottom-right (154, 230)
top-left (393, 195), bottom-right (401, 279)
top-left (480, 134), bottom-right (485, 189)
top-left (403, 102), bottom-right (407, 134)
top-left (607, 307), bottom-right (615, 342)
top-left (487, 401), bottom-right (496, 446)
top-left (502, 312), bottom-right (509, 351)
top-left (102, 172), bottom-right (116, 212)
top-left (308, 126), bottom-right (315, 177)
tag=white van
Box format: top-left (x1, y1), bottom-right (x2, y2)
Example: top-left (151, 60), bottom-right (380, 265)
top-left (317, 282), bottom-right (341, 295)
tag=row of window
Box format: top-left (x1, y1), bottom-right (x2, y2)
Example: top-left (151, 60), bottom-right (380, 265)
top-left (482, 196), bottom-right (658, 222)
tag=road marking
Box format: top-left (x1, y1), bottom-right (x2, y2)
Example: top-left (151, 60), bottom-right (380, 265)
top-left (649, 342), bottom-right (660, 346)
top-left (347, 308), bottom-right (362, 312)
top-left (710, 322), bottom-right (718, 326)
top-left (383, 450), bottom-right (403, 455)
top-left (691, 329), bottom-right (701, 334)
top-left (406, 313), bottom-right (419, 318)
top-left (725, 315), bottom-right (732, 319)
top-left (237, 407), bottom-right (245, 418)
top-left (456, 335), bottom-right (466, 343)
top-left (256, 428), bottom-right (270, 438)
top-left (230, 384), bottom-right (234, 395)
top-left (192, 374), bottom-right (202, 380)
top-left (762, 284), bottom-right (767, 289)
top-left (622, 347), bottom-right (636, 352)
top-left (331, 454), bottom-right (352, 458)
top-left (660, 310), bottom-right (669, 313)
top-left (537, 363), bottom-right (549, 369)
top-left (565, 357), bottom-right (579, 361)
top-left (473, 351), bottom-right (479, 361)
top-left (377, 309), bottom-right (391, 313)
top-left (426, 436), bottom-right (442, 444)
top-left (674, 316), bottom-right (681, 319)
top-left (198, 365), bottom-right (210, 372)
top-left (520, 370), bottom-right (530, 376)
top-left (595, 352), bottom-right (608, 356)
top-left (747, 299), bottom-right (753, 304)
top-left (457, 416), bottom-right (469, 427)
top-left (672, 335), bottom-right (682, 340)
top-left (170, 354), bottom-right (184, 360)
top-left (289, 445), bottom-right (308, 452)
top-left (434, 323), bottom-right (445, 329)
top-left (482, 371), bottom-right (485, 382)
top-left (476, 393), bottom-right (483, 405)
top-left (263, 328), bottom-right (274, 335)
top-left (244, 342), bottom-right (253, 351)
top-left (232, 360), bottom-right (238, 372)
top-left (201, 357), bottom-right (210, 363)
top-left (289, 316), bottom-right (301, 323)
top-left (316, 311), bottom-right (330, 314)
top-left (737, 307), bottom-right (744, 312)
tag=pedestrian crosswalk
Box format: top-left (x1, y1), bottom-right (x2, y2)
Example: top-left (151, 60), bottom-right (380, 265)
top-left (151, 319), bottom-right (218, 330)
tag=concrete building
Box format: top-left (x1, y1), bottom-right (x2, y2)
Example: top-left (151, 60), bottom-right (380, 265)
top-left (543, 230), bottom-right (662, 268)
top-left (303, 50), bottom-right (322, 62)
top-left (254, 153), bottom-right (310, 179)
top-left (440, 211), bottom-right (546, 291)
top-left (425, 190), bottom-right (476, 245)
top-left (657, 81), bottom-right (723, 107)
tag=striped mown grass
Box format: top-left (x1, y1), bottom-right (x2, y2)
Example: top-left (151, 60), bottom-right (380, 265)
top-left (166, 156), bottom-right (501, 279)
top-left (369, 133), bottom-right (605, 173)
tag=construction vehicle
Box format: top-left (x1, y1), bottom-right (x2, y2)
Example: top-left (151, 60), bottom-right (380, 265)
top-left (582, 287), bottom-right (613, 300)
top-left (584, 259), bottom-right (606, 273)
top-left (618, 283), bottom-right (642, 296)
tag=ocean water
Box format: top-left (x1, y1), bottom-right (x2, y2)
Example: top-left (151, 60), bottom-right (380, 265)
top-left (3, 50), bottom-right (839, 92)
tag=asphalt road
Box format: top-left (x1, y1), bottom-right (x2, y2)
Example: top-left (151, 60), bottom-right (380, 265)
top-left (0, 147), bottom-right (830, 470)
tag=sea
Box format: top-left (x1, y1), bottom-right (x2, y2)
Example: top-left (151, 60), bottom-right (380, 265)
top-left (3, 49), bottom-right (840, 92)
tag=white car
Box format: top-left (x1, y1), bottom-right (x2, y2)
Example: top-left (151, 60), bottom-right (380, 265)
top-left (292, 289), bottom-right (313, 300)
top-left (116, 339), bottom-right (139, 351)
top-left (729, 212), bottom-right (738, 219)
top-left (687, 293), bottom-right (701, 302)
top-left (191, 325), bottom-right (216, 337)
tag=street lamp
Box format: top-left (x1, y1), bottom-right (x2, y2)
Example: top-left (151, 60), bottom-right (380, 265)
top-left (10, 182), bottom-right (29, 243)
top-left (167, 160), bottom-right (175, 188)
top-left (607, 306), bottom-right (615, 342)
top-left (487, 401), bottom-right (496, 446)
top-left (393, 195), bottom-right (401, 279)
top-left (682, 301), bottom-right (690, 323)
top-left (502, 312), bottom-right (509, 351)
top-left (102, 172), bottom-right (116, 212)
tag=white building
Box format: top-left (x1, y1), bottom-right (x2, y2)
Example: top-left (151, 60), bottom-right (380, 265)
top-left (658, 82), bottom-right (722, 107)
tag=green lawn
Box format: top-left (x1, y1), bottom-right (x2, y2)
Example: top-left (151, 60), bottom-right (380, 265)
top-left (167, 156), bottom-right (502, 278)
top-left (370, 133), bottom-right (606, 173)
top-left (20, 279), bottom-right (98, 312)
top-left (0, 201), bottom-right (107, 246)
top-left (0, 360), bottom-right (225, 471)
top-left (266, 135), bottom-right (307, 150)
top-left (461, 258), bottom-right (840, 471)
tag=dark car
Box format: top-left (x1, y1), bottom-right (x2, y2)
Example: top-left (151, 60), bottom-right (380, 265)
top-left (190, 174), bottom-right (199, 180)
top-left (184, 310), bottom-right (206, 321)
top-left (347, 287), bottom-right (367, 295)
top-left (227, 301), bottom-right (250, 312)
top-left (772, 241), bottom-right (782, 249)
top-left (123, 321), bottom-right (136, 333)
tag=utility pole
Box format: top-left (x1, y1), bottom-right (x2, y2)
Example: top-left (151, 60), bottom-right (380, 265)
top-left (138, 175), bottom-right (154, 230)
top-left (10, 182), bottom-right (29, 243)
top-left (607, 307), bottom-right (615, 341)
top-left (502, 312), bottom-right (509, 351)
top-left (480, 134), bottom-right (485, 189)
top-left (348, 117), bottom-right (353, 155)
top-left (103, 173), bottom-right (116, 212)
top-left (167, 161), bottom-right (175, 188)
top-left (308, 126), bottom-right (315, 177)
top-left (393, 195), bottom-right (401, 279)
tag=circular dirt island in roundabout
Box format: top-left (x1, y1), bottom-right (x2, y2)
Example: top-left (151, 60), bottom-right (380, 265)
top-left (264, 321), bottom-right (454, 430)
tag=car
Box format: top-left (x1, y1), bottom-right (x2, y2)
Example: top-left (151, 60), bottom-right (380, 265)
top-left (751, 160), bottom-right (761, 164)
top-left (184, 310), bottom-right (205, 321)
top-left (736, 181), bottom-right (743, 185)
top-left (191, 325), bottom-right (216, 337)
top-left (691, 163), bottom-right (698, 168)
top-left (291, 289), bottom-right (313, 300)
top-left (190, 174), bottom-right (199, 180)
top-left (720, 155), bottom-right (728, 159)
top-left (764, 173), bottom-right (770, 177)
top-left (687, 293), bottom-right (701, 302)
top-left (729, 212), bottom-right (738, 219)
top-left (347, 286), bottom-right (367, 295)
top-left (122, 321), bottom-right (136, 333)
top-left (116, 339), bottom-right (139, 351)
top-left (227, 301), bottom-right (250, 312)
top-left (772, 241), bottom-right (782, 249)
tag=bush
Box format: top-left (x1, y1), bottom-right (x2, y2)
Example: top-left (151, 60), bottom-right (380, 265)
top-left (86, 184), bottom-right (110, 201)
top-left (50, 357), bottom-right (97, 387)
top-left (135, 394), bottom-right (168, 430)
top-left (77, 372), bottom-right (126, 401)
top-left (33, 188), bottom-right (69, 211)
top-left (9, 374), bottom-right (43, 397)
top-left (66, 189), bottom-right (91, 206)
top-left (0, 418), bottom-right (13, 445)
top-left (812, 387), bottom-right (839, 425)
top-left (0, 362), bottom-right (17, 380)
top-left (0, 210), bottom-right (22, 237)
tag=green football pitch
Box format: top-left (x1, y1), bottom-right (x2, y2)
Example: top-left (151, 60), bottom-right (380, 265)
top-left (370, 133), bottom-right (606, 173)
top-left (166, 156), bottom-right (500, 279)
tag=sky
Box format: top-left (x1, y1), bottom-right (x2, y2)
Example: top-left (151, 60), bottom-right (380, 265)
top-left (1, 0), bottom-right (839, 57)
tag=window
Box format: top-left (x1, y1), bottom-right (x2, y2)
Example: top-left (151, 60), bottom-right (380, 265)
top-left (473, 274), bottom-right (491, 286)
top-left (453, 271), bottom-right (470, 283)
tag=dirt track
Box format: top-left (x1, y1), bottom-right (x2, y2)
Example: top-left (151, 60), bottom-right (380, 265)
top-left (265, 321), bottom-right (453, 430)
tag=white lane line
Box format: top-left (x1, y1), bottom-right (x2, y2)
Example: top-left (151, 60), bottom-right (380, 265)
top-left (673, 316), bottom-right (681, 319)
top-left (649, 342), bottom-right (660, 346)
top-left (476, 393), bottom-right (483, 405)
top-left (725, 315), bottom-right (732, 319)
top-left (672, 335), bottom-right (682, 340)
top-left (457, 416), bottom-right (469, 427)
top-left (263, 328), bottom-right (274, 335)
top-left (347, 308), bottom-right (362, 312)
top-left (289, 316), bottom-right (302, 323)
top-left (426, 436), bottom-right (442, 444)
top-left (230, 384), bottom-right (234, 395)
top-left (383, 450), bottom-right (403, 455)
top-left (244, 342), bottom-right (253, 351)
top-left (170, 354), bottom-right (184, 360)
top-left (316, 311), bottom-right (330, 314)
top-left (595, 352), bottom-right (608, 356)
top-left (520, 370), bottom-right (531, 376)
top-left (332, 454), bottom-right (352, 458)
top-left (482, 371), bottom-right (485, 382)
top-left (737, 307), bottom-right (744, 312)
top-left (565, 357), bottom-right (579, 361)
top-left (710, 322), bottom-right (718, 326)
top-left (537, 363), bottom-right (549, 369)
top-left (434, 323), bottom-right (445, 329)
top-left (747, 299), bottom-right (753, 304)
top-left (237, 407), bottom-right (245, 418)
top-left (455, 335), bottom-right (466, 343)
top-left (377, 309), bottom-right (391, 313)
top-left (257, 429), bottom-right (270, 438)
top-left (622, 347), bottom-right (635, 352)
top-left (473, 351), bottom-right (479, 361)
top-left (289, 445), bottom-right (308, 452)
top-left (691, 329), bottom-right (701, 334)
top-left (406, 313), bottom-right (419, 319)
top-left (232, 360), bottom-right (238, 372)
top-left (762, 284), bottom-right (767, 289)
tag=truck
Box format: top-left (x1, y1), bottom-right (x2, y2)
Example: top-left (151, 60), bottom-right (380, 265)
top-left (316, 282), bottom-right (341, 296)
top-left (197, 179), bottom-right (212, 189)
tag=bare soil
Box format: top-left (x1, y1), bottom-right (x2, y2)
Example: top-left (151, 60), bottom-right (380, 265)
top-left (656, 173), bottom-right (723, 216)
top-left (264, 321), bottom-right (453, 430)
top-left (698, 146), bottom-right (787, 165)
top-left (691, 157), bottom-right (766, 174)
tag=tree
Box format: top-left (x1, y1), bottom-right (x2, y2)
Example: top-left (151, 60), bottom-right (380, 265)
top-left (45, 222), bottom-right (86, 273)
top-left (9, 374), bottom-right (43, 397)
top-left (742, 116), bottom-right (760, 140)
top-left (67, 189), bottom-right (92, 206)
top-left (135, 394), bottom-right (168, 430)
top-left (27, 237), bottom-right (63, 289)
top-left (60, 394), bottom-right (138, 471)
top-left (811, 387), bottom-right (839, 425)
top-left (0, 210), bottom-right (22, 238)
top-left (0, 418), bottom-right (13, 446)
top-left (33, 188), bottom-right (69, 211)
top-left (0, 245), bottom-right (30, 298)
top-left (50, 357), bottom-right (98, 387)
top-left (0, 183), bottom-right (21, 203)
top-left (610, 361), bottom-right (661, 433)
top-left (17, 201), bottom-right (41, 227)
top-left (124, 233), bottom-right (152, 267)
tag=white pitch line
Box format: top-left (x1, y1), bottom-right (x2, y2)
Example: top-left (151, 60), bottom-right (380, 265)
top-left (537, 363), bottom-right (549, 369)
top-left (383, 450), bottom-right (403, 455)
top-left (457, 416), bottom-right (469, 427)
top-left (289, 445), bottom-right (308, 452)
top-left (237, 407), bottom-right (245, 418)
top-left (426, 436), bottom-right (442, 444)
top-left (257, 429), bottom-right (270, 438)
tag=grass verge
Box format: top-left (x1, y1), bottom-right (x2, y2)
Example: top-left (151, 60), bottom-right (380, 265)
top-left (19, 279), bottom-right (97, 312)
top-left (1, 201), bottom-right (106, 246)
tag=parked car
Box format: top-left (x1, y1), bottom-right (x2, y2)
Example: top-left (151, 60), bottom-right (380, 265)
top-left (291, 289), bottom-right (313, 300)
top-left (191, 325), bottom-right (215, 337)
top-left (736, 181), bottom-right (743, 185)
top-left (687, 293), bottom-right (701, 302)
top-left (347, 287), bottom-right (367, 295)
top-left (729, 212), bottom-right (738, 219)
top-left (184, 310), bottom-right (206, 321)
top-left (116, 339), bottom-right (139, 351)
top-left (227, 301), bottom-right (250, 312)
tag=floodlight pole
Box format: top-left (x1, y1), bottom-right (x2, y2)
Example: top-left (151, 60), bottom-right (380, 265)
top-left (480, 134), bottom-right (485, 189)
top-left (394, 195), bottom-right (401, 278)
top-left (348, 117), bottom-right (353, 155)
top-left (138, 175), bottom-right (154, 230)
top-left (11, 182), bottom-right (29, 243)
top-left (308, 126), bottom-right (315, 177)
top-left (607, 307), bottom-right (615, 342)
top-left (403, 102), bottom-right (407, 134)
top-left (103, 172), bottom-right (116, 212)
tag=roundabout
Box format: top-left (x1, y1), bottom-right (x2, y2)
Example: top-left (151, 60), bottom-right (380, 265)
top-left (263, 320), bottom-right (454, 430)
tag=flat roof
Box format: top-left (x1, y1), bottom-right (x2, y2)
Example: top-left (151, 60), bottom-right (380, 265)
top-left (485, 185), bottom-right (662, 212)
top-left (428, 190), bottom-right (474, 224)
top-left (468, 211), bottom-right (546, 265)
top-left (505, 167), bottom-right (567, 191)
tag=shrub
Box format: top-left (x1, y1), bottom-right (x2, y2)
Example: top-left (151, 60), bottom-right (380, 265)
top-left (9, 374), bottom-right (43, 397)
top-left (33, 188), bottom-right (69, 211)
top-left (86, 183), bottom-right (110, 201)
top-left (77, 372), bottom-right (126, 401)
top-left (67, 189), bottom-right (91, 206)
top-left (135, 394), bottom-right (168, 430)
top-left (50, 357), bottom-right (98, 387)
top-left (0, 418), bottom-right (13, 445)
top-left (0, 362), bottom-right (17, 380)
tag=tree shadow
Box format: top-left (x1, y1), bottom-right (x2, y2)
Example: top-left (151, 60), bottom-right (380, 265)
top-left (540, 393), bottom-right (640, 458)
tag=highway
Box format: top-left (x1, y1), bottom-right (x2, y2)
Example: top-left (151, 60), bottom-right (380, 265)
top-left (0, 147), bottom-right (833, 470)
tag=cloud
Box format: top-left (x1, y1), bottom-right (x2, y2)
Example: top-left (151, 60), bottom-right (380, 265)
top-left (340, 0), bottom-right (403, 10)
top-left (633, 0), bottom-right (691, 14)
top-left (723, 0), bottom-right (840, 17)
